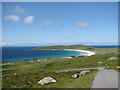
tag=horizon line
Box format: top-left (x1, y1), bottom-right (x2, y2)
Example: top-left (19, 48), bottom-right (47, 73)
top-left (1, 0), bottom-right (119, 2)
top-left (1, 44), bottom-right (120, 47)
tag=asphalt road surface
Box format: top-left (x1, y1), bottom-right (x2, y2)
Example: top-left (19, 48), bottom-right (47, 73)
top-left (55, 67), bottom-right (106, 72)
top-left (91, 69), bottom-right (118, 88)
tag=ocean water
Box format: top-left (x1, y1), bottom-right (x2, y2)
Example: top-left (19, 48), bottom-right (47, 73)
top-left (2, 45), bottom-right (118, 62)
top-left (90, 45), bottom-right (119, 48)
top-left (2, 46), bottom-right (85, 62)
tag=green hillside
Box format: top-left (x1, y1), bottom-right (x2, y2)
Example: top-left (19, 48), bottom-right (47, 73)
top-left (32, 45), bottom-right (94, 50)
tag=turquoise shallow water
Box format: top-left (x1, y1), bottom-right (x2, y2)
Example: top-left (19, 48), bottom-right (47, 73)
top-left (2, 46), bottom-right (86, 62)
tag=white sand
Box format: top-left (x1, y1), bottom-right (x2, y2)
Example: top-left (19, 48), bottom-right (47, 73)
top-left (64, 49), bottom-right (95, 56)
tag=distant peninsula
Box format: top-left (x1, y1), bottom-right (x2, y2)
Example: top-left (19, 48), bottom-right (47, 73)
top-left (32, 45), bottom-right (94, 50)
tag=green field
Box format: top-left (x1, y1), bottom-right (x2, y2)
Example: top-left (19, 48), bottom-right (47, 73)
top-left (2, 45), bottom-right (119, 88)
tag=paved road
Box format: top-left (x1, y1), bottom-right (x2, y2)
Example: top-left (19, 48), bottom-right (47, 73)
top-left (55, 67), bottom-right (106, 72)
top-left (91, 69), bottom-right (118, 88)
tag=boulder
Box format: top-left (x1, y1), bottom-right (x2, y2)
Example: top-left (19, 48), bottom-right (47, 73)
top-left (72, 74), bottom-right (80, 78)
top-left (108, 57), bottom-right (118, 60)
top-left (14, 73), bottom-right (17, 75)
top-left (117, 66), bottom-right (120, 69)
top-left (38, 77), bottom-right (56, 85)
top-left (80, 70), bottom-right (90, 76)
top-left (55, 71), bottom-right (59, 74)
top-left (14, 73), bottom-right (18, 77)
top-left (27, 82), bottom-right (32, 87)
top-left (98, 62), bottom-right (102, 64)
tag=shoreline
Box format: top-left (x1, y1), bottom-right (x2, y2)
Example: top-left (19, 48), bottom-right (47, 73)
top-left (64, 49), bottom-right (95, 56)
top-left (33, 49), bottom-right (96, 56)
top-left (2, 49), bottom-right (95, 63)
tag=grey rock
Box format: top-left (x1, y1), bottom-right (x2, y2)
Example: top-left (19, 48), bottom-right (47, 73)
top-left (38, 77), bottom-right (56, 85)
top-left (98, 62), bottom-right (102, 64)
top-left (56, 71), bottom-right (59, 74)
top-left (80, 70), bottom-right (90, 76)
top-left (27, 82), bottom-right (32, 87)
top-left (14, 73), bottom-right (18, 77)
top-left (14, 73), bottom-right (17, 75)
top-left (72, 74), bottom-right (80, 78)
top-left (108, 57), bottom-right (118, 60)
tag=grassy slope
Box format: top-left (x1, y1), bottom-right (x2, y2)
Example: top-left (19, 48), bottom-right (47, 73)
top-left (2, 45), bottom-right (119, 88)
top-left (32, 45), bottom-right (94, 50)
top-left (2, 53), bottom-right (119, 88)
top-left (3, 68), bottom-right (98, 88)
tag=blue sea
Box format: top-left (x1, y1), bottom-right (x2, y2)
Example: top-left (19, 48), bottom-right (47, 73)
top-left (90, 45), bottom-right (119, 48)
top-left (2, 45), bottom-right (118, 62)
top-left (2, 46), bottom-right (85, 62)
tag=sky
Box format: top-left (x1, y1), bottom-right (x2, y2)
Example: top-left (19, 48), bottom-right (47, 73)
top-left (2, 2), bottom-right (118, 46)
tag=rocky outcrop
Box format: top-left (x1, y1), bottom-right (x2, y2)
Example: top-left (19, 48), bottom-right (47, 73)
top-left (38, 77), bottom-right (56, 85)
top-left (72, 70), bottom-right (90, 79)
top-left (80, 70), bottom-right (90, 76)
top-left (14, 73), bottom-right (17, 76)
top-left (98, 62), bottom-right (102, 64)
top-left (108, 57), bottom-right (118, 60)
top-left (27, 82), bottom-right (32, 87)
top-left (72, 74), bottom-right (80, 78)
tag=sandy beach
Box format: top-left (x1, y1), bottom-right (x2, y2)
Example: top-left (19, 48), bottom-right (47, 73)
top-left (64, 49), bottom-right (95, 56)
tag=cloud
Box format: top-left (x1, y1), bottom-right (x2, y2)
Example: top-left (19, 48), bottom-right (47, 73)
top-left (41, 21), bottom-right (52, 26)
top-left (75, 22), bottom-right (89, 28)
top-left (1, 43), bottom-right (7, 46)
top-left (4, 15), bottom-right (20, 22)
top-left (1, 42), bottom-right (13, 46)
top-left (24, 16), bottom-right (34, 24)
top-left (12, 5), bottom-right (26, 14)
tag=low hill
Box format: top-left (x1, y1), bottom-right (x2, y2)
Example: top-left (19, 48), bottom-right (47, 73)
top-left (32, 45), bottom-right (94, 50)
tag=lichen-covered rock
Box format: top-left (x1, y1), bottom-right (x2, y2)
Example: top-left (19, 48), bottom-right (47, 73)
top-left (38, 77), bottom-right (56, 85)
top-left (72, 74), bottom-right (80, 78)
top-left (108, 57), bottom-right (118, 60)
top-left (117, 66), bottom-right (120, 69)
top-left (98, 62), bottom-right (102, 64)
top-left (80, 70), bottom-right (90, 76)
top-left (56, 71), bottom-right (59, 74)
top-left (14, 73), bottom-right (17, 75)
top-left (27, 82), bottom-right (32, 87)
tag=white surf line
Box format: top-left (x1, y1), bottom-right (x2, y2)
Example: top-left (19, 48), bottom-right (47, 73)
top-left (64, 49), bottom-right (95, 56)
